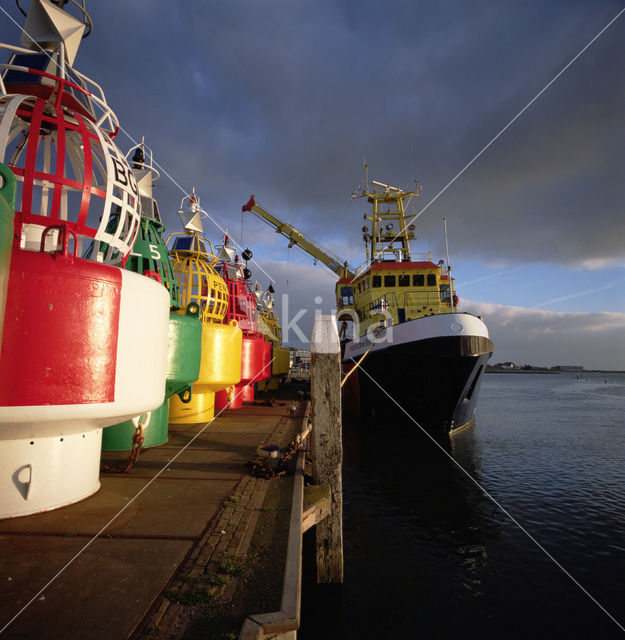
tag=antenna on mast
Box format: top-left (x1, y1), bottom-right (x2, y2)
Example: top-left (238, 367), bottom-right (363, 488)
top-left (443, 217), bottom-right (455, 312)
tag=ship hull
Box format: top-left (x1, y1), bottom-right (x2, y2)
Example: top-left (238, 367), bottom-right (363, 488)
top-left (343, 313), bottom-right (493, 434)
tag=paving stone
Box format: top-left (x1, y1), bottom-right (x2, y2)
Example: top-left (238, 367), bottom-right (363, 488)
top-left (0, 405), bottom-right (299, 640)
top-left (0, 536), bottom-right (191, 640)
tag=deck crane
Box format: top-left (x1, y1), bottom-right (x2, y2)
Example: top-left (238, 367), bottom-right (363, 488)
top-left (241, 196), bottom-right (356, 280)
top-left (241, 179), bottom-right (492, 438)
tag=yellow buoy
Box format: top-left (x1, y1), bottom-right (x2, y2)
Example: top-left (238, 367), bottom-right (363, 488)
top-left (167, 192), bottom-right (242, 423)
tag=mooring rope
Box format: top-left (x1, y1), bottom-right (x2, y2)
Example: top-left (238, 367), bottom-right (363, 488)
top-left (340, 342), bottom-right (373, 388)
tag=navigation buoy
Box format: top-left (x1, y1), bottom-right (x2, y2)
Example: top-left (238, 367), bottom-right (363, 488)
top-left (257, 286), bottom-right (291, 392)
top-left (214, 235), bottom-right (271, 410)
top-left (168, 193), bottom-right (242, 423)
top-left (102, 142), bottom-right (202, 450)
top-left (0, 1), bottom-right (169, 517)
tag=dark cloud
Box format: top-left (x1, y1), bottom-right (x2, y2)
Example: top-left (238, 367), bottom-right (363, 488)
top-left (2, 2), bottom-right (622, 373)
top-left (1, 0), bottom-right (623, 268)
top-left (245, 260), bottom-right (336, 346)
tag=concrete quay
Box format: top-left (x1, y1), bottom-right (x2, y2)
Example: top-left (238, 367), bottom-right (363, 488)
top-left (0, 403), bottom-right (302, 640)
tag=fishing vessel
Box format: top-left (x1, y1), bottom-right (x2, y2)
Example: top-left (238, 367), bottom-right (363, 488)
top-left (242, 173), bottom-right (494, 434)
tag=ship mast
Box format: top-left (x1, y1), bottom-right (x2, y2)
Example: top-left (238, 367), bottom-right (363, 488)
top-left (353, 177), bottom-right (419, 267)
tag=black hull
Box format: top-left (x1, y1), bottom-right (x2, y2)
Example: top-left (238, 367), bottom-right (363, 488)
top-left (346, 335), bottom-right (493, 434)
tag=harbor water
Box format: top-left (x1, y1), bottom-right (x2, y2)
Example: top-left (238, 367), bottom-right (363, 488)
top-left (301, 371), bottom-right (625, 639)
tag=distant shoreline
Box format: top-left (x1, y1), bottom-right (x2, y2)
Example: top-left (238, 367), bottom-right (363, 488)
top-left (486, 369), bottom-right (558, 374)
top-left (486, 368), bottom-right (625, 374)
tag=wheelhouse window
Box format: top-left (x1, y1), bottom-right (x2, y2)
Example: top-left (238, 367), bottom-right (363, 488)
top-left (340, 286), bottom-right (354, 306)
top-left (384, 275), bottom-right (396, 287)
top-left (427, 273), bottom-right (436, 287)
top-left (398, 274), bottom-right (410, 287)
top-left (413, 274), bottom-right (424, 286)
top-left (440, 284), bottom-right (451, 302)
top-left (372, 275), bottom-right (382, 288)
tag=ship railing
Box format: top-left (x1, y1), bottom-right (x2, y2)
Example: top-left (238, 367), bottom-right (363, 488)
top-left (351, 263), bottom-right (366, 277)
top-left (403, 291), bottom-right (448, 310)
top-left (361, 290), bottom-right (453, 320)
top-left (365, 252), bottom-right (432, 269)
top-left (358, 293), bottom-right (396, 321)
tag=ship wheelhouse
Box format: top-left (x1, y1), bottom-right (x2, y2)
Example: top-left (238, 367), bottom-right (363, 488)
top-left (239, 172), bottom-right (492, 434)
top-left (336, 259), bottom-right (456, 333)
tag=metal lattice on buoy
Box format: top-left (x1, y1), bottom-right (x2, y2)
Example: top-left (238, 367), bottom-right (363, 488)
top-left (0, 92), bottom-right (140, 262)
top-left (168, 192), bottom-right (228, 322)
top-left (0, 0), bottom-right (139, 262)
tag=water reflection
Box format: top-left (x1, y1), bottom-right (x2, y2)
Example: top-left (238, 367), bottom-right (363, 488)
top-left (301, 373), bottom-right (625, 639)
top-left (343, 417), bottom-right (503, 579)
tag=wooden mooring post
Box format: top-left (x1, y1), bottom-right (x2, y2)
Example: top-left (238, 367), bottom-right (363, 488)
top-left (310, 314), bottom-right (343, 583)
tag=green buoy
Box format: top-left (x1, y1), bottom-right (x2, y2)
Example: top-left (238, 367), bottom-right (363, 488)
top-left (102, 143), bottom-right (202, 451)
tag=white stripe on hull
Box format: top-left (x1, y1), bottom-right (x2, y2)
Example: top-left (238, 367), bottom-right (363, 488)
top-left (344, 312), bottom-right (490, 360)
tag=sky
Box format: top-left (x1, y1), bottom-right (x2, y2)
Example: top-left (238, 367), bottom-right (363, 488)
top-left (1, 0), bottom-right (624, 369)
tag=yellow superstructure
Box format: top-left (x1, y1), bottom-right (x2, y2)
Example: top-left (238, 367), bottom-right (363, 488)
top-left (243, 175), bottom-right (457, 341)
top-left (337, 262), bottom-right (454, 334)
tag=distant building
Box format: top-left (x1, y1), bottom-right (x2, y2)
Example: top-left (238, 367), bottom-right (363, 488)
top-left (495, 362), bottom-right (516, 369)
top-left (551, 365), bottom-right (584, 372)
top-left (290, 348), bottom-right (311, 373)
